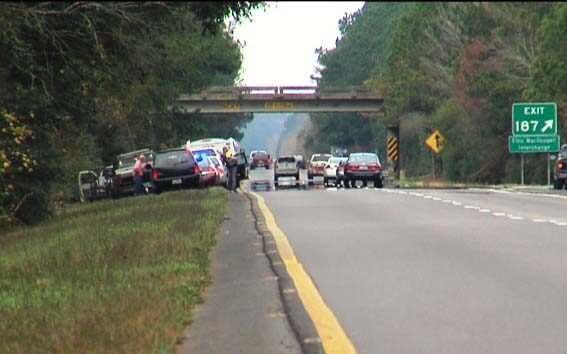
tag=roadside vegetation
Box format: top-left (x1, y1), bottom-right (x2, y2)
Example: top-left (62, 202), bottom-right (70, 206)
top-left (0, 188), bottom-right (227, 354)
top-left (0, 2), bottom-right (264, 225)
top-left (307, 2), bottom-right (566, 186)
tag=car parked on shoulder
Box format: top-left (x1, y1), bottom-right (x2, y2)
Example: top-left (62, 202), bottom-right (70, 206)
top-left (308, 153), bottom-right (332, 181)
top-left (151, 148), bottom-right (201, 193)
top-left (196, 155), bottom-right (218, 188)
top-left (208, 155), bottom-right (227, 187)
top-left (343, 152), bottom-right (383, 188)
top-left (191, 147), bottom-right (222, 166)
top-left (323, 157), bottom-right (348, 187)
top-left (553, 144), bottom-right (567, 189)
top-left (190, 137), bottom-right (248, 182)
top-left (274, 155), bottom-right (300, 184)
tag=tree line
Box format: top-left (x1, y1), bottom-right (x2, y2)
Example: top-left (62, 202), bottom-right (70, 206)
top-left (0, 2), bottom-right (263, 225)
top-left (307, 2), bottom-right (566, 184)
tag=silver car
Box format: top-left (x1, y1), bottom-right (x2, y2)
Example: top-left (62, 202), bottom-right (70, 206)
top-left (274, 156), bottom-right (300, 184)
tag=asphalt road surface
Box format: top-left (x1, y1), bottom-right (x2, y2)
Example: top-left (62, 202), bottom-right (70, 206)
top-left (248, 169), bottom-right (567, 354)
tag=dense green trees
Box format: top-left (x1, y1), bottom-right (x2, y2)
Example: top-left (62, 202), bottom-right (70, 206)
top-left (311, 2), bottom-right (563, 184)
top-left (0, 2), bottom-right (262, 224)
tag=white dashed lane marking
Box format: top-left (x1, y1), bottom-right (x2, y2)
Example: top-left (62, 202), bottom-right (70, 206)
top-left (370, 188), bottom-right (567, 226)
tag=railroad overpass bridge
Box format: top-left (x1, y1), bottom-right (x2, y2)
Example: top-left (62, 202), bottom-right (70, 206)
top-left (169, 86), bottom-right (385, 114)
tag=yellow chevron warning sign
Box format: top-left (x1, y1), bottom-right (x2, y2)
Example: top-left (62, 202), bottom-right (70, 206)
top-left (387, 136), bottom-right (398, 161)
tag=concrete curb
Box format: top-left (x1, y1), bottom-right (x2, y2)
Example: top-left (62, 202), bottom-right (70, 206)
top-left (243, 191), bottom-right (325, 354)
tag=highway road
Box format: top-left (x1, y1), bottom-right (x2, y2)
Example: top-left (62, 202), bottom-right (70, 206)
top-left (247, 168), bottom-right (567, 354)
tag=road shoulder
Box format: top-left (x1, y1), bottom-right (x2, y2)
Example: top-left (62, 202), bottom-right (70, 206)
top-left (175, 191), bottom-right (304, 354)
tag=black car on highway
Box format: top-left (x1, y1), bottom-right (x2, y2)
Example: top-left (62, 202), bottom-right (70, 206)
top-left (151, 148), bottom-right (201, 193)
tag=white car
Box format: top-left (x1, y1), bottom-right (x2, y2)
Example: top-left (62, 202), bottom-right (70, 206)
top-left (208, 155), bottom-right (228, 186)
top-left (323, 157), bottom-right (348, 186)
top-left (308, 153), bottom-right (333, 181)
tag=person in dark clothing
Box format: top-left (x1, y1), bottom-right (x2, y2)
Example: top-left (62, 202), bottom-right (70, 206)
top-left (223, 147), bottom-right (238, 191)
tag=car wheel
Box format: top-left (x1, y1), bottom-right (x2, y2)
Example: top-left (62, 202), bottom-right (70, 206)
top-left (295, 173), bottom-right (300, 180)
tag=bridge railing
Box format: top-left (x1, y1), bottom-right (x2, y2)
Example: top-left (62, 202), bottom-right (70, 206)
top-left (191, 86), bottom-right (379, 100)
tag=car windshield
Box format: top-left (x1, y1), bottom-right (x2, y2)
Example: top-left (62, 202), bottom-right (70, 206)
top-left (313, 154), bottom-right (332, 162)
top-left (278, 157), bottom-right (295, 163)
top-left (349, 154), bottom-right (379, 164)
top-left (155, 150), bottom-right (194, 168)
top-left (255, 152), bottom-right (268, 159)
top-left (329, 157), bottom-right (344, 164)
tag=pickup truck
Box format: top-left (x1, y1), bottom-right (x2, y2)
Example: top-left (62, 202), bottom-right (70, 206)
top-left (111, 148), bottom-right (154, 198)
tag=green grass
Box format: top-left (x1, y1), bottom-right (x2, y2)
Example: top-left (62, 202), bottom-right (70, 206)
top-left (0, 188), bottom-right (228, 354)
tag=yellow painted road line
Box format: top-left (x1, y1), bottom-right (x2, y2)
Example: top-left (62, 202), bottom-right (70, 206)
top-left (248, 190), bottom-right (357, 354)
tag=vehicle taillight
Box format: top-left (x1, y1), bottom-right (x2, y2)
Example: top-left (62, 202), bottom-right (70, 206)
top-left (558, 161), bottom-right (564, 170)
top-left (368, 164), bottom-right (381, 171)
top-left (152, 169), bottom-right (159, 180)
top-left (209, 166), bottom-right (216, 173)
top-left (194, 164), bottom-right (201, 174)
top-left (347, 164), bottom-right (358, 171)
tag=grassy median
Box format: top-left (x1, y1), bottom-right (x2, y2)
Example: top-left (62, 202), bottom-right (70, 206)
top-left (0, 188), bottom-right (227, 354)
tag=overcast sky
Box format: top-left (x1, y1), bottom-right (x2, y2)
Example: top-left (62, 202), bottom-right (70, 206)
top-left (230, 1), bottom-right (365, 87)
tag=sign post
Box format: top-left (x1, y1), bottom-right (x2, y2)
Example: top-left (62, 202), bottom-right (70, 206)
top-left (425, 129), bottom-right (446, 179)
top-left (509, 102), bottom-right (559, 185)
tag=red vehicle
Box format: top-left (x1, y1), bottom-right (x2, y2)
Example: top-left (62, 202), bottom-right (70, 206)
top-left (250, 150), bottom-right (272, 169)
top-left (343, 152), bottom-right (383, 188)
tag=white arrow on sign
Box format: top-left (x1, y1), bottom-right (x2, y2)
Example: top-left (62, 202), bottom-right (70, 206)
top-left (541, 120), bottom-right (554, 133)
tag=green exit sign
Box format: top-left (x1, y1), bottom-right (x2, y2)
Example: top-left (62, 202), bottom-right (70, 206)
top-left (509, 135), bottom-right (560, 153)
top-left (512, 102), bottom-right (557, 136)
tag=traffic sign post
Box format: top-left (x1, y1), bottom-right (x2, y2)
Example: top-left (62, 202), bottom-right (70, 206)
top-left (425, 129), bottom-right (445, 154)
top-left (510, 102), bottom-right (559, 186)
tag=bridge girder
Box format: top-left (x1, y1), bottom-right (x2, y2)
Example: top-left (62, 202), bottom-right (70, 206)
top-left (168, 86), bottom-right (385, 114)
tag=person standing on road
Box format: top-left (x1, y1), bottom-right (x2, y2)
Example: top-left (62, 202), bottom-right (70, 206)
top-left (133, 154), bottom-right (146, 196)
top-left (223, 147), bottom-right (238, 191)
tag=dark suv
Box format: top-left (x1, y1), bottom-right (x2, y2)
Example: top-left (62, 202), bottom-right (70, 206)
top-left (344, 152), bottom-right (383, 188)
top-left (553, 144), bottom-right (567, 189)
top-left (151, 148), bottom-right (201, 193)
